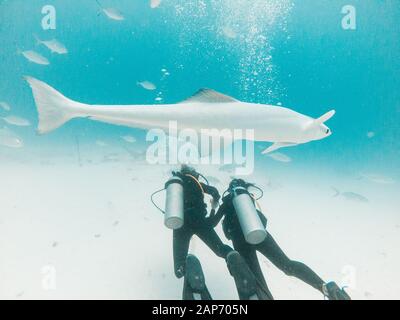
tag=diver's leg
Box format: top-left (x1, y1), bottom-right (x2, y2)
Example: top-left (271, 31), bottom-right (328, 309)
top-left (256, 232), bottom-right (325, 292)
top-left (173, 227), bottom-right (193, 278)
top-left (195, 225), bottom-right (259, 300)
top-left (195, 224), bottom-right (233, 259)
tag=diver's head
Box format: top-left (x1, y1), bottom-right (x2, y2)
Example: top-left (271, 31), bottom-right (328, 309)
top-left (229, 178), bottom-right (250, 190)
top-left (180, 164), bottom-right (200, 179)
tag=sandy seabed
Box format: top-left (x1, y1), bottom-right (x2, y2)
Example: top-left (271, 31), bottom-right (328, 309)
top-left (1, 148), bottom-right (399, 300)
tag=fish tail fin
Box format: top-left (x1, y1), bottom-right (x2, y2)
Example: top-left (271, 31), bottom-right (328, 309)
top-left (24, 76), bottom-right (82, 134)
top-left (33, 33), bottom-right (41, 45)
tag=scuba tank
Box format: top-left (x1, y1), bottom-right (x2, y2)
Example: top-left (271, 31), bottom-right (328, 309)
top-left (164, 175), bottom-right (184, 229)
top-left (230, 185), bottom-right (267, 245)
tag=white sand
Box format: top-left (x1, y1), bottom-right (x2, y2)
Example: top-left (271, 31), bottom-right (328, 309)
top-left (1, 148), bottom-right (399, 300)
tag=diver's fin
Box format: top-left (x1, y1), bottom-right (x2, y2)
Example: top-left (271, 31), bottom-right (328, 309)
top-left (24, 76), bottom-right (82, 134)
top-left (226, 251), bottom-right (259, 300)
top-left (183, 255), bottom-right (212, 300)
top-left (315, 110), bottom-right (336, 125)
top-left (323, 282), bottom-right (351, 300)
top-left (180, 89), bottom-right (239, 104)
top-left (261, 142), bottom-right (298, 154)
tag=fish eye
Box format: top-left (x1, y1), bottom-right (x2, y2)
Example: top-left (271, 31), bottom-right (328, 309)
top-left (325, 129), bottom-right (330, 134)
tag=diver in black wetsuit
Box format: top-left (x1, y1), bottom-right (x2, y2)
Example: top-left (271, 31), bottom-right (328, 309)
top-left (210, 178), bottom-right (351, 300)
top-left (169, 165), bottom-right (264, 300)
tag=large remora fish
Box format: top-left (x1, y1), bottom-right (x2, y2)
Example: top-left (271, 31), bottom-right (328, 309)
top-left (25, 77), bottom-right (335, 154)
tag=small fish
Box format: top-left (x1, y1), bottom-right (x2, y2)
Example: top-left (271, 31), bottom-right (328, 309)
top-left (366, 131), bottom-right (375, 138)
top-left (121, 135), bottom-right (136, 143)
top-left (137, 81), bottom-right (156, 91)
top-left (150, 0), bottom-right (161, 9)
top-left (103, 7), bottom-right (124, 20)
top-left (219, 163), bottom-right (244, 173)
top-left (19, 50), bottom-right (50, 65)
top-left (361, 173), bottom-right (395, 185)
top-left (205, 176), bottom-right (221, 185)
top-left (0, 127), bottom-right (23, 148)
top-left (0, 101), bottom-right (11, 111)
top-left (267, 152), bottom-right (292, 163)
top-left (95, 140), bottom-right (107, 147)
top-left (95, 0), bottom-right (124, 21)
top-left (222, 26), bottom-right (237, 39)
top-left (34, 35), bottom-right (68, 54)
top-left (332, 187), bottom-right (369, 203)
top-left (155, 97), bottom-right (163, 102)
top-left (2, 115), bottom-right (31, 126)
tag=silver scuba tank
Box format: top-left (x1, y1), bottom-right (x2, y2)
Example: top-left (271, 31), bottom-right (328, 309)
top-left (164, 176), bottom-right (184, 229)
top-left (231, 186), bottom-right (267, 245)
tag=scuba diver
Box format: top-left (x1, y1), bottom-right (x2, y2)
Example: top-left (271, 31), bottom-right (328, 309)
top-left (209, 178), bottom-right (351, 300)
top-left (154, 165), bottom-right (267, 300)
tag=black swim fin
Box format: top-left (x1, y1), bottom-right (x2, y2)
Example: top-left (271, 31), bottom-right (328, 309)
top-left (226, 251), bottom-right (260, 300)
top-left (323, 282), bottom-right (351, 300)
top-left (182, 254), bottom-right (212, 300)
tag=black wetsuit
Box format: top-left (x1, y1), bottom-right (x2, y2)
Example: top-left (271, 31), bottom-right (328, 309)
top-left (212, 194), bottom-right (325, 297)
top-left (172, 173), bottom-right (233, 278)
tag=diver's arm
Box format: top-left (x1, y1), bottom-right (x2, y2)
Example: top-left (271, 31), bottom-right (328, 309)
top-left (202, 183), bottom-right (220, 202)
top-left (207, 202), bottom-right (227, 227)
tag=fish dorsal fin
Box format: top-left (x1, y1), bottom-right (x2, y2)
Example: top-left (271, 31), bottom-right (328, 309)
top-left (314, 110), bottom-right (336, 125)
top-left (180, 89), bottom-right (238, 104)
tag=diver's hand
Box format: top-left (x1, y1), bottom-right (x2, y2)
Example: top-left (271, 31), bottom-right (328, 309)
top-left (211, 199), bottom-right (219, 210)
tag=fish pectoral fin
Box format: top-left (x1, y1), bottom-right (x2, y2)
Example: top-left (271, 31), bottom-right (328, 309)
top-left (179, 89), bottom-right (239, 104)
top-left (261, 142), bottom-right (298, 154)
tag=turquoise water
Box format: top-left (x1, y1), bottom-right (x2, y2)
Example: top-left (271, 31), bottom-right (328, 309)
top-left (1, 0), bottom-right (400, 300)
top-left (0, 0), bottom-right (399, 173)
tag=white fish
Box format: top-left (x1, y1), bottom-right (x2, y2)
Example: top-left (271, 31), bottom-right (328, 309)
top-left (34, 35), bottom-right (68, 54)
top-left (137, 81), bottom-right (156, 91)
top-left (267, 152), bottom-right (292, 163)
top-left (0, 127), bottom-right (23, 148)
top-left (222, 26), bottom-right (237, 39)
top-left (0, 101), bottom-right (11, 111)
top-left (366, 131), bottom-right (375, 138)
top-left (155, 97), bottom-right (163, 102)
top-left (96, 140), bottom-right (107, 147)
top-left (361, 173), bottom-right (395, 185)
top-left (332, 187), bottom-right (369, 203)
top-left (219, 163), bottom-right (245, 173)
top-left (25, 77), bottom-right (335, 154)
top-left (205, 176), bottom-right (221, 185)
top-left (95, 0), bottom-right (124, 21)
top-left (2, 115), bottom-right (31, 127)
top-left (19, 50), bottom-right (49, 65)
top-left (150, 0), bottom-right (161, 9)
top-left (121, 135), bottom-right (136, 143)
top-left (102, 7), bottom-right (124, 20)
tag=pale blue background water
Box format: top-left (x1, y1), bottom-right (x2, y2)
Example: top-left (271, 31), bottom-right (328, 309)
top-left (0, 0), bottom-right (399, 175)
